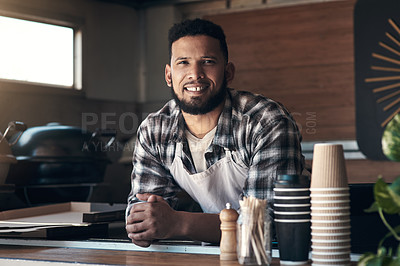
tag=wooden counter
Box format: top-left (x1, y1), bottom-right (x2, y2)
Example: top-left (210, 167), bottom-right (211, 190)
top-left (0, 245), bottom-right (276, 265)
top-left (0, 225), bottom-right (359, 266)
top-left (0, 243), bottom-right (361, 266)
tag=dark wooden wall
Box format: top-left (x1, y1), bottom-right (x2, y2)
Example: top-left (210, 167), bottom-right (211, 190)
top-left (205, 0), bottom-right (400, 183)
top-left (206, 0), bottom-right (356, 142)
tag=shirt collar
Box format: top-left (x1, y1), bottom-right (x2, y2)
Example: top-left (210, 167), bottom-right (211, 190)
top-left (212, 89), bottom-right (236, 150)
top-left (171, 105), bottom-right (186, 143)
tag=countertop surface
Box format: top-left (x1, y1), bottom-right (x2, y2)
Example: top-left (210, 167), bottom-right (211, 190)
top-left (0, 244), bottom-right (294, 266)
top-left (0, 237), bottom-right (360, 266)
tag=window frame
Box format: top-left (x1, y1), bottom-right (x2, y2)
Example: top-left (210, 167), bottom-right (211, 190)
top-left (0, 7), bottom-right (84, 94)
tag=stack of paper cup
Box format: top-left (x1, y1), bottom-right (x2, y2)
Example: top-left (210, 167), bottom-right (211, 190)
top-left (274, 175), bottom-right (311, 265)
top-left (310, 144), bottom-right (351, 266)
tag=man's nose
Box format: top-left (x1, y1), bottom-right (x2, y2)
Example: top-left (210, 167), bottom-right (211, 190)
top-left (188, 63), bottom-right (204, 80)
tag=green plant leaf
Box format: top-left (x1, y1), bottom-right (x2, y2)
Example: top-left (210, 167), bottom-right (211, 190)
top-left (365, 202), bottom-right (380, 213)
top-left (378, 225), bottom-right (400, 248)
top-left (358, 253), bottom-right (382, 266)
top-left (388, 257), bottom-right (400, 266)
top-left (383, 258), bottom-right (395, 266)
top-left (388, 177), bottom-right (400, 208)
top-left (375, 178), bottom-right (400, 214)
top-left (377, 246), bottom-right (388, 257)
top-left (382, 114), bottom-right (400, 161)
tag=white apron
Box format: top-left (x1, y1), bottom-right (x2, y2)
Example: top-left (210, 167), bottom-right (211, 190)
top-left (170, 142), bottom-right (248, 213)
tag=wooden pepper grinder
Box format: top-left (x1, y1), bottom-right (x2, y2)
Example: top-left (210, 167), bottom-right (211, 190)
top-left (220, 202), bottom-right (239, 261)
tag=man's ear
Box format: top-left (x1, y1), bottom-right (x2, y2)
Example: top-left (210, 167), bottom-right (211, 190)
top-left (165, 64), bottom-right (172, 87)
top-left (225, 62), bottom-right (235, 85)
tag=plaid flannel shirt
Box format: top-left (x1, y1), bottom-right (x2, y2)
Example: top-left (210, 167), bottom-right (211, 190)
top-left (127, 88), bottom-right (305, 215)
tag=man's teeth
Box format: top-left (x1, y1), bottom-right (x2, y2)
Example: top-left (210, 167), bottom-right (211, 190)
top-left (186, 86), bottom-right (205, 92)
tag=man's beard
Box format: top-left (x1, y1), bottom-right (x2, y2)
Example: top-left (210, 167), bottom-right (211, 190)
top-left (171, 79), bottom-right (228, 115)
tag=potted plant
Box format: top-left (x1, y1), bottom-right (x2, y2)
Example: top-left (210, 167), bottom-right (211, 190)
top-left (358, 114), bottom-right (400, 265)
top-left (358, 177), bottom-right (400, 265)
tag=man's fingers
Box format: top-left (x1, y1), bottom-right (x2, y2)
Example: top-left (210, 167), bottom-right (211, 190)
top-left (126, 222), bottom-right (146, 234)
top-left (127, 224), bottom-right (154, 247)
top-left (136, 193), bottom-right (152, 201)
top-left (136, 193), bottom-right (165, 202)
top-left (147, 195), bottom-right (157, 203)
top-left (128, 235), bottom-right (152, 247)
top-left (129, 202), bottom-right (148, 214)
top-left (132, 240), bottom-right (152, 248)
top-left (128, 230), bottom-right (156, 246)
top-left (126, 194), bottom-right (175, 244)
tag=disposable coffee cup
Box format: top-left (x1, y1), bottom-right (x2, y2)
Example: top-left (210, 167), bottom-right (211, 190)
top-left (310, 187), bottom-right (349, 192)
top-left (311, 227), bottom-right (351, 235)
top-left (312, 246), bottom-right (351, 253)
top-left (311, 232), bottom-right (350, 240)
top-left (311, 225), bottom-right (351, 232)
top-left (312, 262), bottom-right (351, 266)
top-left (310, 203), bottom-right (350, 211)
top-left (311, 206), bottom-right (350, 214)
top-left (310, 192), bottom-right (350, 198)
top-left (310, 200), bottom-right (350, 208)
top-left (311, 193), bottom-right (349, 197)
top-left (275, 215), bottom-right (311, 221)
top-left (312, 245), bottom-right (351, 250)
top-left (311, 144), bottom-right (348, 188)
top-left (312, 258), bottom-right (350, 264)
top-left (312, 264), bottom-right (351, 266)
top-left (312, 253), bottom-right (350, 261)
top-left (311, 211), bottom-right (350, 216)
top-left (311, 238), bottom-right (351, 244)
top-left (275, 196), bottom-right (310, 200)
top-left (274, 205), bottom-right (311, 212)
top-left (312, 250), bottom-right (350, 256)
top-left (311, 244), bottom-right (351, 250)
top-left (274, 189), bottom-right (310, 197)
top-left (275, 197), bottom-right (311, 205)
top-left (310, 212), bottom-right (350, 221)
top-left (311, 241), bottom-right (351, 248)
top-left (311, 220), bottom-right (351, 228)
top-left (311, 225), bottom-right (351, 230)
top-left (311, 199), bottom-right (350, 203)
top-left (311, 206), bottom-right (350, 210)
top-left (274, 213), bottom-right (311, 221)
top-left (275, 221), bottom-right (311, 263)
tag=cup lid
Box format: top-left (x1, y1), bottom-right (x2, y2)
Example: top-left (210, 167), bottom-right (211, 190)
top-left (275, 174), bottom-right (310, 187)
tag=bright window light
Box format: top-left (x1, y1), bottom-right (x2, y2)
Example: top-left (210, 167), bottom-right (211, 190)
top-left (0, 15), bottom-right (74, 87)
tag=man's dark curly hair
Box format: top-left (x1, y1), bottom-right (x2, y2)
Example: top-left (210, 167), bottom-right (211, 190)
top-left (168, 18), bottom-right (228, 63)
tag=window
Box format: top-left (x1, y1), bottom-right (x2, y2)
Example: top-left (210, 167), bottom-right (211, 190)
top-left (0, 15), bottom-right (81, 89)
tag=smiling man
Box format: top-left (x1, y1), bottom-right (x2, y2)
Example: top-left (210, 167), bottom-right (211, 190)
top-left (125, 18), bottom-right (306, 247)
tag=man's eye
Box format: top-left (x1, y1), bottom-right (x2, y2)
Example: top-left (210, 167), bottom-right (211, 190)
top-left (203, 60), bottom-right (215, 65)
top-left (177, 61), bottom-right (188, 65)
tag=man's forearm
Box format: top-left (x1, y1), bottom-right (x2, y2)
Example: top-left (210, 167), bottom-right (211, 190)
top-left (175, 211), bottom-right (221, 243)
